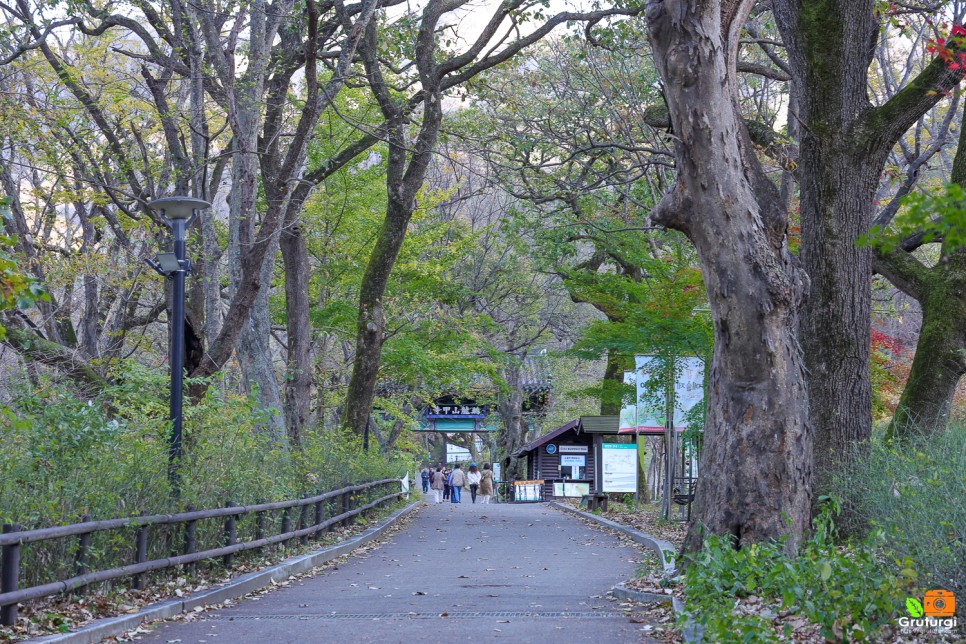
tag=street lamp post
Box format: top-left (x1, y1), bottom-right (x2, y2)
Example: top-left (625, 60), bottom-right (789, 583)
top-left (146, 196), bottom-right (210, 491)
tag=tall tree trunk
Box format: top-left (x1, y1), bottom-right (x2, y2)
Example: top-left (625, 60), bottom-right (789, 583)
top-left (600, 351), bottom-right (626, 415)
top-left (647, 0), bottom-right (812, 553)
top-left (343, 195), bottom-right (418, 434)
top-left (280, 220), bottom-right (313, 443)
top-left (887, 256), bottom-right (966, 436)
top-left (876, 101), bottom-right (966, 439)
top-left (343, 15), bottom-right (443, 435)
top-left (237, 246), bottom-right (285, 437)
top-left (798, 150), bottom-right (876, 472)
top-left (497, 361), bottom-right (529, 481)
top-left (75, 199), bottom-right (100, 360)
top-left (773, 0), bottom-right (966, 478)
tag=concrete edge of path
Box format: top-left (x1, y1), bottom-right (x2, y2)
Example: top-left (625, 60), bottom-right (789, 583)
top-left (548, 501), bottom-right (677, 575)
top-left (28, 500), bottom-right (424, 644)
top-left (610, 584), bottom-right (701, 643)
top-left (549, 502), bottom-right (703, 643)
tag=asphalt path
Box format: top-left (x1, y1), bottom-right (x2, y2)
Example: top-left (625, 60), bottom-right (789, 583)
top-left (138, 497), bottom-right (648, 643)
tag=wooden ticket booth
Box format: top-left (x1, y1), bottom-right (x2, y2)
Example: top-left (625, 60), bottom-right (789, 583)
top-left (514, 418), bottom-right (602, 500)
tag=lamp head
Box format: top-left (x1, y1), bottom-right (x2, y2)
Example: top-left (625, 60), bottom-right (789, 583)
top-left (155, 252), bottom-right (182, 273)
top-left (148, 196), bottom-right (211, 221)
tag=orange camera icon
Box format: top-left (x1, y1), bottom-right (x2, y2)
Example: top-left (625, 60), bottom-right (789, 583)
top-left (924, 589), bottom-right (956, 618)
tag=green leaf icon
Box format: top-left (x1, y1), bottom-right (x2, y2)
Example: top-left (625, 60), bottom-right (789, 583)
top-left (906, 597), bottom-right (924, 618)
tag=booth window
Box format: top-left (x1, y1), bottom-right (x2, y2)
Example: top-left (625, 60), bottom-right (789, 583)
top-left (560, 454), bottom-right (586, 479)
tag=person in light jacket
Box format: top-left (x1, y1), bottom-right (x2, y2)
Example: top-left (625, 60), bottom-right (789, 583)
top-left (479, 463), bottom-right (494, 504)
top-left (449, 463), bottom-right (466, 503)
top-left (466, 463), bottom-right (482, 503)
top-left (431, 467), bottom-right (445, 503)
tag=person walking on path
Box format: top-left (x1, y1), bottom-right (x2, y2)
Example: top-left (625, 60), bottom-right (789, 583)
top-left (442, 467), bottom-right (452, 501)
top-left (449, 463), bottom-right (465, 503)
top-left (430, 467), bottom-right (444, 503)
top-left (466, 463), bottom-right (481, 503)
top-left (420, 468), bottom-right (430, 494)
top-left (479, 463), bottom-right (494, 504)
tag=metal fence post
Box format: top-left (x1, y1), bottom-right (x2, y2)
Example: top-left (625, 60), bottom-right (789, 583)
top-left (1, 524), bottom-right (21, 626)
top-left (74, 514), bottom-right (91, 596)
top-left (132, 511), bottom-right (149, 590)
top-left (223, 502), bottom-right (237, 567)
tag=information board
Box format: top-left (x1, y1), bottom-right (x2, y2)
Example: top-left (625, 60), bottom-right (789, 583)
top-left (553, 482), bottom-right (590, 497)
top-left (513, 480), bottom-right (544, 502)
top-left (601, 443), bottom-right (637, 493)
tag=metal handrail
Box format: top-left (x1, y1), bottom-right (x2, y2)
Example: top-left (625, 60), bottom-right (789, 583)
top-left (0, 478), bottom-right (398, 546)
top-left (0, 478), bottom-right (404, 625)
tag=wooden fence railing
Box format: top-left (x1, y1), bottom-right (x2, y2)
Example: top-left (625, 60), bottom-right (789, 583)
top-left (0, 478), bottom-right (405, 625)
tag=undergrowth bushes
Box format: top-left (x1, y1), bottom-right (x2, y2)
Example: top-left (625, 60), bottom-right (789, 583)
top-left (685, 424), bottom-right (965, 642)
top-left (684, 501), bottom-right (914, 642)
top-left (0, 361), bottom-right (407, 584)
top-left (830, 423), bottom-right (966, 603)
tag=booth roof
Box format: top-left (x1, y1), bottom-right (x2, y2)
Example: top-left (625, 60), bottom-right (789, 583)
top-left (577, 415), bottom-right (620, 433)
top-left (513, 418), bottom-right (580, 457)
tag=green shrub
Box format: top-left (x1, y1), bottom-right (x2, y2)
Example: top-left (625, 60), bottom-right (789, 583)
top-left (829, 424), bottom-right (966, 604)
top-left (683, 502), bottom-right (914, 642)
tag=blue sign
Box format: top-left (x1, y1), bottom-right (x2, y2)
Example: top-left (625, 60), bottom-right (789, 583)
top-left (546, 444), bottom-right (557, 454)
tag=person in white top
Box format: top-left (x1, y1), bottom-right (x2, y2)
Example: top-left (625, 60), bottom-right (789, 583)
top-left (466, 463), bottom-right (482, 503)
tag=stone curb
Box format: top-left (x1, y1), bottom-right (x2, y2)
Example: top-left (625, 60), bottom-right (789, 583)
top-left (29, 499), bottom-right (424, 644)
top-left (610, 583), bottom-right (701, 643)
top-left (549, 502), bottom-right (677, 575)
top-left (549, 502), bottom-right (703, 643)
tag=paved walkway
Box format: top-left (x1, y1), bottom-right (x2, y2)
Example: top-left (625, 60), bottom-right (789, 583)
top-left (139, 498), bottom-right (647, 643)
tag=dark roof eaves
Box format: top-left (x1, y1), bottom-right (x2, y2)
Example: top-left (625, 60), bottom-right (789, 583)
top-left (514, 418), bottom-right (580, 456)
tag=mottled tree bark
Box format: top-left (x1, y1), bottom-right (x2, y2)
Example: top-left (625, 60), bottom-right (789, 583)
top-left (773, 0), bottom-right (966, 475)
top-left (876, 109), bottom-right (966, 439)
top-left (882, 248), bottom-right (966, 437)
top-left (647, 0), bottom-right (812, 552)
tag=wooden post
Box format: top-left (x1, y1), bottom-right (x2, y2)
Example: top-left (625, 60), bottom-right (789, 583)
top-left (255, 511), bottom-right (266, 553)
top-left (299, 498), bottom-right (309, 546)
top-left (183, 505), bottom-right (197, 573)
top-left (1, 524), bottom-right (21, 626)
top-left (341, 491), bottom-right (351, 528)
top-left (281, 508), bottom-right (291, 547)
top-left (223, 502), bottom-right (237, 567)
top-left (74, 514), bottom-right (92, 596)
top-left (314, 498), bottom-right (324, 541)
top-left (132, 512), bottom-right (149, 590)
